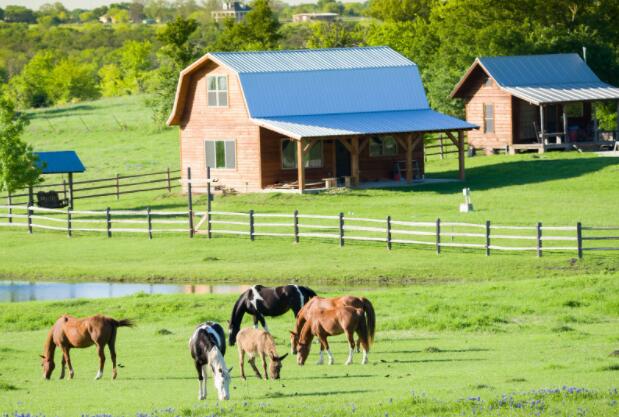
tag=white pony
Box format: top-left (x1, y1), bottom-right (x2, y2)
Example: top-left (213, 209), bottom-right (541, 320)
top-left (189, 322), bottom-right (232, 401)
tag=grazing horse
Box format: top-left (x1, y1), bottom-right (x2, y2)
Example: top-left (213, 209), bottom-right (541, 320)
top-left (189, 322), bottom-right (233, 401)
top-left (40, 314), bottom-right (134, 380)
top-left (228, 284), bottom-right (317, 346)
top-left (293, 300), bottom-right (375, 366)
top-left (236, 327), bottom-right (288, 380)
top-left (290, 296), bottom-right (374, 355)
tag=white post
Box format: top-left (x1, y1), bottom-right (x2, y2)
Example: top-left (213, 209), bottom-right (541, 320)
top-left (539, 105), bottom-right (545, 144)
top-left (616, 101), bottom-right (619, 140)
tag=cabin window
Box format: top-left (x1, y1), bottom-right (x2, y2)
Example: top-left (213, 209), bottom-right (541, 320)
top-left (483, 77), bottom-right (493, 87)
top-left (281, 139), bottom-right (323, 169)
top-left (205, 140), bottom-right (235, 169)
top-left (207, 75), bottom-right (228, 107)
top-left (369, 136), bottom-right (398, 157)
top-left (483, 104), bottom-right (495, 134)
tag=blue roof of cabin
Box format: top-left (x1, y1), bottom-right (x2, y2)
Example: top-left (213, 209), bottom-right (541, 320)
top-left (211, 47), bottom-right (429, 118)
top-left (478, 53), bottom-right (601, 87)
top-left (34, 151), bottom-right (85, 174)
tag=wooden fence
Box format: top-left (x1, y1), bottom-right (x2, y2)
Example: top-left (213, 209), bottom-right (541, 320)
top-left (425, 135), bottom-right (466, 159)
top-left (2, 168), bottom-right (181, 206)
top-left (2, 204), bottom-right (617, 258)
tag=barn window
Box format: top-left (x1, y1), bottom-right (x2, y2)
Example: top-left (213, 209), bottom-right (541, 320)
top-left (483, 76), bottom-right (493, 87)
top-left (369, 136), bottom-right (398, 157)
top-left (281, 139), bottom-right (323, 169)
top-left (483, 104), bottom-right (495, 134)
top-left (205, 140), bottom-right (235, 169)
top-left (207, 75), bottom-right (228, 107)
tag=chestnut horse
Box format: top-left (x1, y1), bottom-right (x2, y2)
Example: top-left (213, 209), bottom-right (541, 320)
top-left (40, 314), bottom-right (134, 380)
top-left (290, 296), bottom-right (374, 356)
top-left (293, 301), bottom-right (375, 366)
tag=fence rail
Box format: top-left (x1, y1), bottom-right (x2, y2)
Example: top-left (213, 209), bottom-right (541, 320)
top-left (2, 168), bottom-right (181, 206)
top-left (1, 204), bottom-right (617, 258)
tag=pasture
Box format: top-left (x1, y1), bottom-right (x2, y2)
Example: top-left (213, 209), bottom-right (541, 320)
top-left (1, 276), bottom-right (618, 416)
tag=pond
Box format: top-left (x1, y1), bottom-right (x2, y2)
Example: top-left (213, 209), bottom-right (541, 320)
top-left (0, 280), bottom-right (247, 303)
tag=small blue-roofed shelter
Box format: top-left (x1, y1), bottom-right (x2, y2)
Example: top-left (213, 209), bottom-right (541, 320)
top-left (32, 151), bottom-right (85, 209)
top-left (451, 53), bottom-right (619, 154)
top-left (168, 47), bottom-right (476, 193)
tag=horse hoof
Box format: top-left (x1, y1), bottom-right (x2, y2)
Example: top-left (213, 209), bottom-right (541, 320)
top-left (95, 371), bottom-right (103, 380)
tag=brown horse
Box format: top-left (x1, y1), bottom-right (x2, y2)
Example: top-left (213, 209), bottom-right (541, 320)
top-left (236, 327), bottom-right (288, 380)
top-left (40, 314), bottom-right (134, 380)
top-left (293, 301), bottom-right (375, 366)
top-left (289, 296), bottom-right (374, 355)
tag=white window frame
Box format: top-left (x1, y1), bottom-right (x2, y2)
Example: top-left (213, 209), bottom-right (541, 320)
top-left (205, 139), bottom-right (236, 170)
top-left (206, 75), bottom-right (228, 107)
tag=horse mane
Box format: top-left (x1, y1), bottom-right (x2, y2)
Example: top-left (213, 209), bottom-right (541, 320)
top-left (230, 292), bottom-right (247, 328)
top-left (298, 320), bottom-right (314, 346)
top-left (42, 328), bottom-right (56, 360)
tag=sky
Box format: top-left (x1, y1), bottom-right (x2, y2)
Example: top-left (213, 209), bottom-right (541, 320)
top-left (0, 0), bottom-right (334, 8)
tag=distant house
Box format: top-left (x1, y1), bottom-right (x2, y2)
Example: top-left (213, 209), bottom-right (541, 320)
top-left (292, 12), bottom-right (339, 23)
top-left (211, 1), bottom-right (250, 23)
top-left (451, 53), bottom-right (619, 154)
top-left (98, 15), bottom-right (114, 24)
top-left (167, 47), bottom-right (475, 193)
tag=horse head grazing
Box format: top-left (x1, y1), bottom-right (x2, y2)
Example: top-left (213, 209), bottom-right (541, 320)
top-left (40, 354), bottom-right (55, 379)
top-left (295, 341), bottom-right (311, 366)
top-left (208, 348), bottom-right (232, 401)
top-left (269, 353), bottom-right (288, 379)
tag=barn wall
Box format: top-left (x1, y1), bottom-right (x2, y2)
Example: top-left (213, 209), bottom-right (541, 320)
top-left (179, 61), bottom-right (261, 193)
top-left (459, 67), bottom-right (513, 151)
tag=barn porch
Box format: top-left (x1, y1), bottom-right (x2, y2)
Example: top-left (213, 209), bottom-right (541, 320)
top-left (258, 126), bottom-right (468, 193)
top-left (510, 98), bottom-right (619, 154)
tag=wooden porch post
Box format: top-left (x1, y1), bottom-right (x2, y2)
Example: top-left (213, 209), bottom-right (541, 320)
top-left (616, 101), bottom-right (619, 140)
top-left (405, 133), bottom-right (413, 183)
top-left (458, 131), bottom-right (465, 181)
top-left (297, 139), bottom-right (305, 193)
top-left (562, 105), bottom-right (568, 144)
top-left (68, 172), bottom-right (74, 210)
top-left (539, 105), bottom-right (545, 144)
top-left (351, 136), bottom-right (359, 186)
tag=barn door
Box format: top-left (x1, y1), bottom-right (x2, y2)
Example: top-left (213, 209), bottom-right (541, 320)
top-left (335, 141), bottom-right (351, 178)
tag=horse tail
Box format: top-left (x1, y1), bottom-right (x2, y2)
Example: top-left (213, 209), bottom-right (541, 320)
top-left (113, 318), bottom-right (135, 328)
top-left (361, 298), bottom-right (375, 346)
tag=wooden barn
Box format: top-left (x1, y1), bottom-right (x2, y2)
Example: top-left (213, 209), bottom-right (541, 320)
top-left (168, 47), bottom-right (476, 193)
top-left (451, 53), bottom-right (619, 154)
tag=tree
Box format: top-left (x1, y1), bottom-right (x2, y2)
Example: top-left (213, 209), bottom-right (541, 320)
top-left (8, 51), bottom-right (56, 108)
top-left (3, 5), bottom-right (36, 23)
top-left (0, 97), bottom-right (40, 194)
top-left (367, 0), bottom-right (433, 22)
top-left (307, 21), bottom-right (359, 49)
top-left (213, 0), bottom-right (281, 51)
top-left (0, 7), bottom-right (5, 21)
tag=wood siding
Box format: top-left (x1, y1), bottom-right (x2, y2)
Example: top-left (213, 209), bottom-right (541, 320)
top-left (179, 61), bottom-right (261, 193)
top-left (459, 67), bottom-right (513, 150)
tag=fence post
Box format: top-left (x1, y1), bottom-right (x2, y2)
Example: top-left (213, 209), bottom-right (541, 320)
top-left (386, 215), bottom-right (392, 250)
top-left (339, 212), bottom-right (344, 247)
top-left (439, 135), bottom-right (444, 159)
top-left (106, 207), bottom-right (112, 238)
top-left (249, 209), bottom-right (255, 241)
top-left (293, 209), bottom-right (299, 243)
top-left (435, 218), bottom-right (441, 254)
top-left (485, 220), bottom-right (490, 256)
top-left (67, 207), bottom-right (72, 237)
top-left (147, 207), bottom-right (152, 240)
top-left (576, 222), bottom-right (583, 259)
top-left (27, 205), bottom-right (33, 234)
top-left (207, 166), bottom-right (212, 239)
top-left (187, 167), bottom-right (194, 238)
top-left (536, 222), bottom-right (542, 257)
top-left (115, 174), bottom-right (120, 200)
top-left (166, 168), bottom-right (171, 192)
top-left (7, 192), bottom-right (11, 224)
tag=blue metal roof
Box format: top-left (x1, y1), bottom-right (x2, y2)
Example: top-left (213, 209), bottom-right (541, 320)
top-left (252, 110), bottom-right (478, 139)
top-left (34, 151), bottom-right (85, 174)
top-left (210, 47), bottom-right (415, 73)
top-left (240, 66), bottom-right (429, 118)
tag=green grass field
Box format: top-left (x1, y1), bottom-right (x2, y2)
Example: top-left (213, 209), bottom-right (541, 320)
top-left (1, 96), bottom-right (618, 416)
top-left (1, 276), bottom-right (618, 416)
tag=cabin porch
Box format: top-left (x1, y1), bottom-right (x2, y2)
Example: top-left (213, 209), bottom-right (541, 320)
top-left (510, 98), bottom-right (619, 154)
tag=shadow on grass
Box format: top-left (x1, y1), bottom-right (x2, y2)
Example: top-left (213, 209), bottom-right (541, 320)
top-left (380, 358), bottom-right (485, 364)
top-left (284, 374), bottom-right (374, 381)
top-left (291, 389), bottom-right (371, 397)
top-left (371, 157), bottom-right (618, 194)
top-left (374, 348), bottom-right (491, 354)
top-left (27, 105), bottom-right (96, 119)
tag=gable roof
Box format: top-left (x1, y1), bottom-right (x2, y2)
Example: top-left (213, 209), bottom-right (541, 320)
top-left (35, 151), bottom-right (85, 174)
top-left (451, 53), bottom-right (619, 105)
top-left (168, 47), bottom-right (476, 136)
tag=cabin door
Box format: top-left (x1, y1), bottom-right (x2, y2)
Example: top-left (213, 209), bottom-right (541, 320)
top-left (335, 140), bottom-right (351, 178)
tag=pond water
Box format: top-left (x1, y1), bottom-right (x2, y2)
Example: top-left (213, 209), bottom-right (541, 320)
top-left (0, 280), bottom-right (247, 303)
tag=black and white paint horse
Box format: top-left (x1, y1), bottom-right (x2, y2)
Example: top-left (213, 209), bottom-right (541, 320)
top-left (189, 322), bottom-right (233, 401)
top-left (228, 285), bottom-right (317, 346)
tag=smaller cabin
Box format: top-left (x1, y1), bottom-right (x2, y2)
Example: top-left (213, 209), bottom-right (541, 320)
top-left (451, 53), bottom-right (619, 154)
top-left (292, 13), bottom-right (339, 23)
top-left (212, 1), bottom-right (251, 22)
